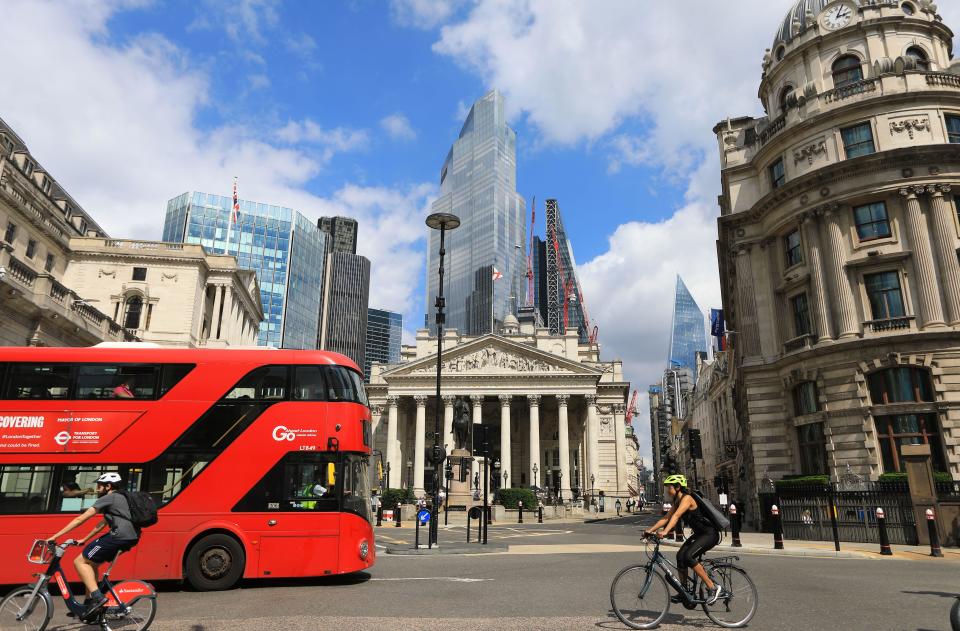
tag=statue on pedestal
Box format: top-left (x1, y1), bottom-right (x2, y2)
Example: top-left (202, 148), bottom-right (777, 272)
top-left (452, 396), bottom-right (472, 451)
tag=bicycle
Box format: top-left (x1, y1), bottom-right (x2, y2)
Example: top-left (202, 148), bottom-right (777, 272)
top-left (950, 596), bottom-right (959, 631)
top-left (0, 539), bottom-right (157, 631)
top-left (610, 533), bottom-right (758, 629)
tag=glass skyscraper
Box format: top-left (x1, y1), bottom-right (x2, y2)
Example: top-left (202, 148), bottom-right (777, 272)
top-left (668, 276), bottom-right (707, 374)
top-left (163, 191), bottom-right (326, 348)
top-left (365, 308), bottom-right (402, 382)
top-left (426, 90), bottom-right (526, 335)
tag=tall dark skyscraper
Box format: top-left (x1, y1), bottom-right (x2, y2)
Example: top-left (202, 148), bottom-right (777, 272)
top-left (320, 251), bottom-right (370, 369)
top-left (318, 216), bottom-right (358, 255)
top-left (364, 307), bottom-right (402, 381)
top-left (668, 276), bottom-right (707, 374)
top-left (543, 199), bottom-right (588, 342)
top-left (426, 90), bottom-right (526, 336)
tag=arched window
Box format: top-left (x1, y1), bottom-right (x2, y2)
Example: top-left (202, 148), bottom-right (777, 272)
top-left (779, 86), bottom-right (794, 114)
top-left (123, 296), bottom-right (143, 330)
top-left (832, 55), bottom-right (863, 88)
top-left (905, 46), bottom-right (930, 71)
top-left (868, 367), bottom-right (934, 405)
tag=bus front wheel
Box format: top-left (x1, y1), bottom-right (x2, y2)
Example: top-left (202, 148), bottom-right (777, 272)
top-left (185, 533), bottom-right (246, 591)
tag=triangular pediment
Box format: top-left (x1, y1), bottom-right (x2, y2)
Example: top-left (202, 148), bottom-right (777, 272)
top-left (383, 334), bottom-right (602, 378)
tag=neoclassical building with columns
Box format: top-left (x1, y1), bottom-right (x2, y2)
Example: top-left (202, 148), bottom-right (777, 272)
top-left (716, 0), bottom-right (960, 503)
top-left (366, 310), bottom-right (631, 500)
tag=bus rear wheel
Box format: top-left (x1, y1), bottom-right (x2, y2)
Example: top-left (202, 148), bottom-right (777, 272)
top-left (185, 534), bottom-right (245, 591)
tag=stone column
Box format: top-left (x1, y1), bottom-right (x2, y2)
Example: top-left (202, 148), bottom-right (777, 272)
top-left (801, 213), bottom-right (834, 341)
top-left (386, 396), bottom-right (399, 488)
top-left (901, 187), bottom-right (946, 328)
top-left (557, 394), bottom-right (571, 498)
top-left (613, 403), bottom-right (628, 495)
top-left (586, 394), bottom-right (600, 493)
top-left (762, 238), bottom-right (785, 348)
top-left (732, 247), bottom-right (761, 356)
top-left (208, 284), bottom-right (223, 341)
top-left (442, 395), bottom-right (456, 452)
top-left (822, 204), bottom-right (861, 338)
top-left (528, 395), bottom-right (541, 488)
top-left (470, 395), bottom-right (484, 488)
top-left (499, 395), bottom-right (512, 489)
top-left (927, 185), bottom-right (960, 325)
top-left (220, 285), bottom-right (233, 339)
top-left (413, 395), bottom-right (427, 495)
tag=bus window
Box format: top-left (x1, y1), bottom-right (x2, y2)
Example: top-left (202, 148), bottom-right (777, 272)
top-left (76, 365), bottom-right (158, 399)
top-left (284, 455), bottom-right (339, 512)
top-left (293, 366), bottom-right (326, 401)
top-left (5, 364), bottom-right (71, 399)
top-left (342, 455), bottom-right (372, 523)
top-left (324, 367), bottom-right (367, 405)
top-left (58, 465), bottom-right (116, 512)
top-left (347, 370), bottom-right (368, 406)
top-left (224, 366), bottom-right (288, 401)
top-left (159, 364), bottom-right (194, 396)
top-left (144, 452), bottom-right (213, 505)
top-left (0, 465), bottom-right (54, 514)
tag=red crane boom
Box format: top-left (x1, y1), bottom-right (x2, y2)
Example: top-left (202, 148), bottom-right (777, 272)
top-left (526, 197), bottom-right (536, 306)
top-left (625, 390), bottom-right (639, 425)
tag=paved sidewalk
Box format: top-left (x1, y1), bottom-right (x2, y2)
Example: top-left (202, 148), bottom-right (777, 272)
top-left (659, 530), bottom-right (960, 561)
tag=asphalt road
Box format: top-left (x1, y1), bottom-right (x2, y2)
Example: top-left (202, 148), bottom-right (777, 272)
top-left (17, 517), bottom-right (960, 631)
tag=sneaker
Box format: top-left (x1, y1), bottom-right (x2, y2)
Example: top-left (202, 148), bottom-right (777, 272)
top-left (670, 593), bottom-right (686, 604)
top-left (66, 598), bottom-right (91, 619)
top-left (706, 584), bottom-right (724, 605)
top-left (80, 595), bottom-right (108, 623)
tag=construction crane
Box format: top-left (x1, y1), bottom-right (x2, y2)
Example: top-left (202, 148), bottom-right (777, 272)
top-left (551, 224), bottom-right (599, 343)
top-left (577, 286), bottom-right (600, 345)
top-left (625, 390), bottom-right (639, 425)
top-left (526, 197), bottom-right (536, 307)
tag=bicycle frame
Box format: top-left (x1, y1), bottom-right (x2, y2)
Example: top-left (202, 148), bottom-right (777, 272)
top-left (640, 536), bottom-right (738, 609)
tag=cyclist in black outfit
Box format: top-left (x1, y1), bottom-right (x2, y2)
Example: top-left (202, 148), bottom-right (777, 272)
top-left (644, 474), bottom-right (723, 605)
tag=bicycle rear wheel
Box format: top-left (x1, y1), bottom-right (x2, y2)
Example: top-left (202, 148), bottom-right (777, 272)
top-left (0, 586), bottom-right (52, 631)
top-left (610, 565), bottom-right (670, 630)
top-left (105, 596), bottom-right (156, 631)
top-left (701, 564), bottom-right (758, 628)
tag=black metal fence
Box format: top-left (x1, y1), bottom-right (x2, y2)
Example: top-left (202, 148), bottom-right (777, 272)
top-left (759, 482), bottom-right (918, 545)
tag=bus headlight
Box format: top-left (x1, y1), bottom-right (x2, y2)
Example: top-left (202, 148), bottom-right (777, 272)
top-left (359, 540), bottom-right (369, 560)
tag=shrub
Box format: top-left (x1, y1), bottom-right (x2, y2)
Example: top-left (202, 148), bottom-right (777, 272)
top-left (496, 488), bottom-right (537, 509)
top-left (878, 472), bottom-right (954, 483)
top-left (380, 488), bottom-right (415, 508)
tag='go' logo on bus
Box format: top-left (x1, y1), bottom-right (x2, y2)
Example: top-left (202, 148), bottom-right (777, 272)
top-left (272, 426), bottom-right (296, 442)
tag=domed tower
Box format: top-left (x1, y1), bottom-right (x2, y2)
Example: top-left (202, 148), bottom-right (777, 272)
top-left (715, 0), bottom-right (960, 500)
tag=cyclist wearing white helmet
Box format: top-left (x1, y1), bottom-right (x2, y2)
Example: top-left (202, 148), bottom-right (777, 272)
top-left (47, 472), bottom-right (140, 620)
top-left (644, 474), bottom-right (723, 605)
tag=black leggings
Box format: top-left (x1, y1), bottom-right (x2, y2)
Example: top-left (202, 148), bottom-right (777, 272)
top-left (676, 529), bottom-right (720, 570)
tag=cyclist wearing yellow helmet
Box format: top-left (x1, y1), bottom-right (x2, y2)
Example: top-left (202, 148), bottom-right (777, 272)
top-left (644, 474), bottom-right (723, 605)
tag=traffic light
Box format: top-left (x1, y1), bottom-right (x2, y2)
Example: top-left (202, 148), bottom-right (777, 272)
top-left (445, 460), bottom-right (454, 481)
top-left (377, 460), bottom-right (384, 483)
top-left (688, 429), bottom-right (703, 460)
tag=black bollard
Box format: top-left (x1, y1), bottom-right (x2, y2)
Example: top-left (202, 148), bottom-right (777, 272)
top-left (538, 503), bottom-right (544, 524)
top-left (415, 514), bottom-right (421, 548)
top-left (927, 508), bottom-right (943, 558)
top-left (376, 504), bottom-right (383, 527)
top-left (730, 504), bottom-right (742, 548)
top-left (518, 500), bottom-right (524, 524)
top-left (876, 507), bottom-right (892, 556)
top-left (395, 502), bottom-right (402, 528)
top-left (772, 504), bottom-right (784, 550)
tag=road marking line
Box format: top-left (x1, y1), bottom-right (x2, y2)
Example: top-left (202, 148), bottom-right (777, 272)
top-left (369, 577), bottom-right (493, 583)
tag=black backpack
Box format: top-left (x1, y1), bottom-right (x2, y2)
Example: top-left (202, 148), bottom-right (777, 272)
top-left (114, 490), bottom-right (159, 529)
top-left (691, 490), bottom-right (730, 532)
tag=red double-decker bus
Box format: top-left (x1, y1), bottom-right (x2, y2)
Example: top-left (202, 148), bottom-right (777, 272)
top-left (0, 345), bottom-right (374, 590)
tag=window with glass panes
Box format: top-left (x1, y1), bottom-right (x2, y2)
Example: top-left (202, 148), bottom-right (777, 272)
top-left (769, 158), bottom-right (786, 189)
top-left (791, 292), bottom-right (812, 337)
top-left (785, 230), bottom-right (803, 267)
top-left (797, 423), bottom-right (829, 475)
top-left (874, 414), bottom-right (947, 473)
top-left (832, 56), bottom-right (863, 88)
top-left (842, 122), bottom-right (876, 158)
top-left (853, 202), bottom-right (891, 241)
top-left (864, 271), bottom-right (906, 320)
top-left (868, 367), bottom-right (934, 404)
top-left (946, 115), bottom-right (960, 144)
top-left (793, 381), bottom-right (819, 416)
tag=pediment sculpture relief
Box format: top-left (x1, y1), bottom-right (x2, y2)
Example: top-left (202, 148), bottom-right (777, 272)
top-left (412, 347), bottom-right (562, 374)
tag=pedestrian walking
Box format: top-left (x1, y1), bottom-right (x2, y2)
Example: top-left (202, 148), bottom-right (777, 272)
top-left (615, 498), bottom-right (622, 517)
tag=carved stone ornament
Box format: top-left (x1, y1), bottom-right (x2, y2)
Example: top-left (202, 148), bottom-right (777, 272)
top-left (161, 272), bottom-right (178, 281)
top-left (889, 117), bottom-right (930, 140)
top-left (412, 347), bottom-right (563, 374)
top-left (98, 269), bottom-right (116, 278)
top-left (793, 140), bottom-right (827, 166)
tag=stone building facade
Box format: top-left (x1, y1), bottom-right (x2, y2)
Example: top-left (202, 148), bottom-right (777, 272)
top-left (64, 238), bottom-right (263, 347)
top-left (0, 117), bottom-right (132, 347)
top-left (716, 0), bottom-right (960, 502)
top-left (366, 311), bottom-right (631, 500)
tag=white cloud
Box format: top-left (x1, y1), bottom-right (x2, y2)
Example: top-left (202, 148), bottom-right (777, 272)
top-left (0, 0), bottom-right (431, 337)
top-left (380, 113), bottom-right (417, 141)
top-left (390, 0), bottom-right (466, 29)
top-left (247, 73), bottom-right (271, 90)
top-left (190, 0), bottom-right (280, 44)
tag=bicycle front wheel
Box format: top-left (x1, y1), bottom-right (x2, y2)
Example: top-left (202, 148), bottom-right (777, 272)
top-left (105, 597), bottom-right (157, 631)
top-left (610, 565), bottom-right (670, 630)
top-left (0, 586), bottom-right (52, 631)
top-left (702, 564), bottom-right (758, 628)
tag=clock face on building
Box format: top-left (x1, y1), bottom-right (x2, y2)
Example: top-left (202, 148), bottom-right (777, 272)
top-left (822, 3), bottom-right (855, 30)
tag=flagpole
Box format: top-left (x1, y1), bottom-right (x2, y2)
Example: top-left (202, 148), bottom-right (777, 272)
top-left (227, 176), bottom-right (238, 254)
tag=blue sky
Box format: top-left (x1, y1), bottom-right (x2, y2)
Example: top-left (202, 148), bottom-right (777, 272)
top-left (4, 0), bottom-right (958, 462)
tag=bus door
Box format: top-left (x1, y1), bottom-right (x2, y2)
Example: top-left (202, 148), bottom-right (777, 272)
top-left (256, 454), bottom-right (340, 578)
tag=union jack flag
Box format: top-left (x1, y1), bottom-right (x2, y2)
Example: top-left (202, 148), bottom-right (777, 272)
top-left (231, 177), bottom-right (240, 225)
top-left (492, 267), bottom-right (503, 281)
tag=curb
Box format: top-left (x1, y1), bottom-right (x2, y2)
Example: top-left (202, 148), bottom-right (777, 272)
top-left (385, 544), bottom-right (509, 556)
top-left (657, 539), bottom-right (871, 559)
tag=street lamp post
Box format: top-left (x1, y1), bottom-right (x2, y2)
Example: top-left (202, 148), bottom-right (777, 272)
top-left (407, 461), bottom-right (413, 491)
top-left (558, 471), bottom-right (563, 503)
top-left (425, 212), bottom-right (461, 548)
top-left (503, 470), bottom-right (509, 491)
top-left (532, 462), bottom-right (539, 490)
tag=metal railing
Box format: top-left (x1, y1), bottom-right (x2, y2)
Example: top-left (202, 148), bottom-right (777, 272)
top-left (783, 334), bottom-right (815, 353)
top-left (866, 316), bottom-right (914, 332)
top-left (103, 240), bottom-right (184, 250)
